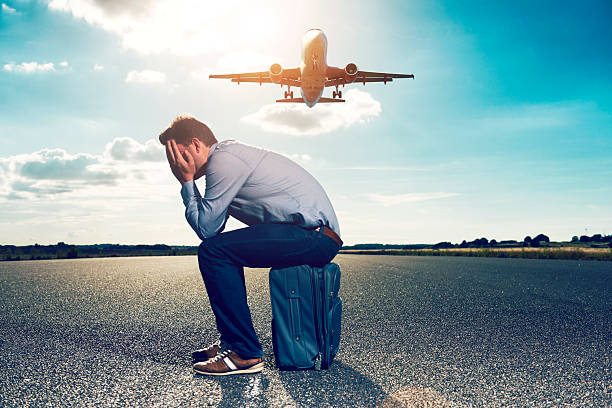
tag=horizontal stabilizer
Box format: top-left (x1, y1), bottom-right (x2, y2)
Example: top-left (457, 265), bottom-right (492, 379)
top-left (276, 97), bottom-right (346, 104)
top-left (276, 98), bottom-right (305, 103)
top-left (317, 97), bottom-right (345, 103)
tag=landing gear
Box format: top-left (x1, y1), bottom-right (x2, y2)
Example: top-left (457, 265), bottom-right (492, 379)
top-left (284, 87), bottom-right (294, 99)
top-left (332, 86), bottom-right (342, 99)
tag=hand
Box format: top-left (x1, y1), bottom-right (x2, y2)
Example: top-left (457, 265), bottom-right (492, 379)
top-left (165, 140), bottom-right (196, 184)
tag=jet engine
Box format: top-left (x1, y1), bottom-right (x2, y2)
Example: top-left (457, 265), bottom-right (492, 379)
top-left (269, 63), bottom-right (283, 83)
top-left (344, 63), bottom-right (358, 83)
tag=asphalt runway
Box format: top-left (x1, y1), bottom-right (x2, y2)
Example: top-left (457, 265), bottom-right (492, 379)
top-left (1, 255), bottom-right (610, 407)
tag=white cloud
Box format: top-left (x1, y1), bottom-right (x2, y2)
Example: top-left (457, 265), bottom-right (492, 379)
top-left (3, 62), bottom-right (56, 73)
top-left (0, 149), bottom-right (116, 200)
top-left (104, 137), bottom-right (164, 162)
top-left (18, 149), bottom-right (113, 182)
top-left (2, 3), bottom-right (16, 13)
top-left (241, 89), bottom-right (382, 136)
top-left (93, 64), bottom-right (104, 71)
top-left (47, 0), bottom-right (287, 56)
top-left (125, 69), bottom-right (166, 84)
top-left (367, 192), bottom-right (460, 207)
top-left (0, 138), bottom-right (165, 200)
top-left (3, 61), bottom-right (72, 73)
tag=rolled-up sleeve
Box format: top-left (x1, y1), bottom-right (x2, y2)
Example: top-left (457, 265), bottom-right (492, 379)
top-left (180, 151), bottom-right (251, 240)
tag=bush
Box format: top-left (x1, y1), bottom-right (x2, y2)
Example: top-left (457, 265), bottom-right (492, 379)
top-left (433, 242), bottom-right (454, 249)
top-left (523, 236), bottom-right (532, 247)
top-left (470, 237), bottom-right (489, 247)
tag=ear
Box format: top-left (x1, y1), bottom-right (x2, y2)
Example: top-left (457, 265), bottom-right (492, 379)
top-left (192, 138), bottom-right (201, 152)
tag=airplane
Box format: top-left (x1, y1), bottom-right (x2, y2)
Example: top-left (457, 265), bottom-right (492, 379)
top-left (209, 28), bottom-right (414, 108)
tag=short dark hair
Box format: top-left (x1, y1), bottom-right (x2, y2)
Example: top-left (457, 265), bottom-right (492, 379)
top-left (158, 115), bottom-right (217, 146)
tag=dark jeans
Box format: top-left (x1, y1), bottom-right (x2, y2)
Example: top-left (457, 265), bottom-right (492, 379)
top-left (197, 223), bottom-right (340, 358)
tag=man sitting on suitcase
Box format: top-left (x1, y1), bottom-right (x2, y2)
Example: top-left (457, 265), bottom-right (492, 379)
top-left (159, 115), bottom-right (342, 375)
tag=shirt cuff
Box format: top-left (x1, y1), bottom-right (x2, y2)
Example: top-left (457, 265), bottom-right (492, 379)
top-left (180, 180), bottom-right (199, 207)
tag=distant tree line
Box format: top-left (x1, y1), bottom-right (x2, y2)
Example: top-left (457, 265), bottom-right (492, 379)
top-left (0, 243), bottom-right (198, 261)
top-left (345, 243), bottom-right (430, 250)
top-left (342, 233), bottom-right (612, 250)
top-left (4, 233), bottom-right (612, 261)
top-left (571, 234), bottom-right (612, 244)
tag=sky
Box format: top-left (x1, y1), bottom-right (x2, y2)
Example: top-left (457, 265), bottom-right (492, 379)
top-left (1, 0), bottom-right (611, 246)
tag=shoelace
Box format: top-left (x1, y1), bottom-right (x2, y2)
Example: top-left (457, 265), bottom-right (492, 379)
top-left (206, 348), bottom-right (232, 365)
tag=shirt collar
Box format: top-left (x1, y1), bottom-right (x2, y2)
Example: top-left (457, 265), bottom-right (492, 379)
top-left (207, 142), bottom-right (218, 160)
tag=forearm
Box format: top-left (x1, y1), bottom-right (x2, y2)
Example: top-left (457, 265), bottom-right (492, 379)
top-left (178, 150), bottom-right (250, 240)
top-left (180, 181), bottom-right (207, 240)
top-left (180, 180), bottom-right (227, 240)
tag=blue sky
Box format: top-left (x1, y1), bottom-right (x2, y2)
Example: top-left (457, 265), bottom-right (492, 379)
top-left (1, 0), bottom-right (611, 245)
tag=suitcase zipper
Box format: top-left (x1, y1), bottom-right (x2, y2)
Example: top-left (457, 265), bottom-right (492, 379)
top-left (312, 268), bottom-right (326, 370)
top-left (323, 271), bottom-right (334, 367)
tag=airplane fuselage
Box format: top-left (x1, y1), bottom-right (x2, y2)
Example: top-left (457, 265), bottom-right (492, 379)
top-left (300, 29), bottom-right (328, 107)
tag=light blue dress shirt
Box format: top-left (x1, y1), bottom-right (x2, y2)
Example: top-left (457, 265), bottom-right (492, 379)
top-left (180, 140), bottom-right (340, 241)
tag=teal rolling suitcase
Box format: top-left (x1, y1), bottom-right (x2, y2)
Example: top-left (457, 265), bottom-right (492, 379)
top-left (269, 263), bottom-right (342, 370)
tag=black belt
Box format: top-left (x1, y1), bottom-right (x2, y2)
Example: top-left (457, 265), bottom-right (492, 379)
top-left (317, 226), bottom-right (343, 247)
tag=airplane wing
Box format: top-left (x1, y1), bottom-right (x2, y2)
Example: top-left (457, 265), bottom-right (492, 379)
top-left (209, 68), bottom-right (301, 85)
top-left (357, 71), bottom-right (414, 79)
top-left (325, 70), bottom-right (414, 87)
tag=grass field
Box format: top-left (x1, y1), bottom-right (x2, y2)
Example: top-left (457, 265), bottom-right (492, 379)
top-left (339, 247), bottom-right (612, 262)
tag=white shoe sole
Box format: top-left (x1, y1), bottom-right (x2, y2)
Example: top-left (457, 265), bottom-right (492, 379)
top-left (193, 362), bottom-right (264, 376)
